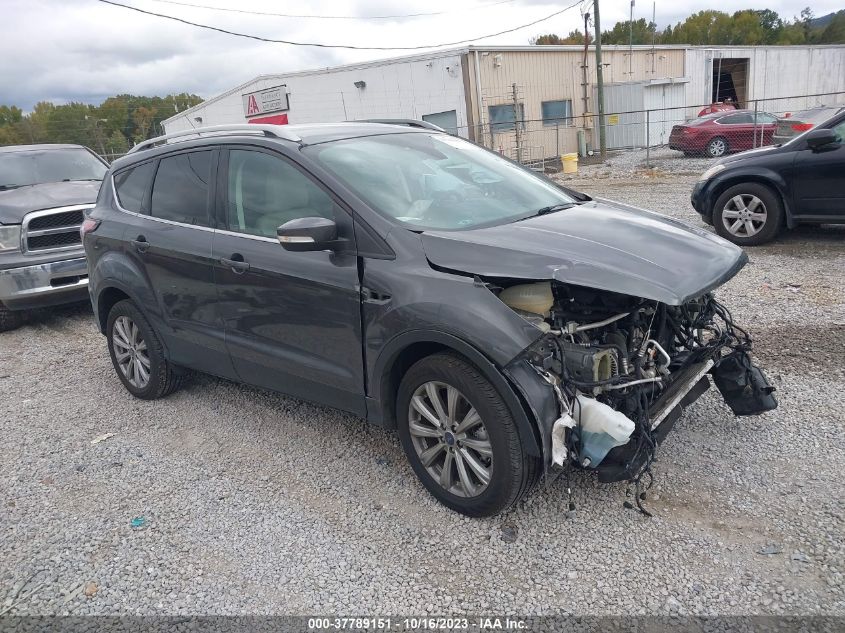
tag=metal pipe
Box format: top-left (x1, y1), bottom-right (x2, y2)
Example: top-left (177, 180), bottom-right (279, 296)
top-left (571, 311), bottom-right (631, 333)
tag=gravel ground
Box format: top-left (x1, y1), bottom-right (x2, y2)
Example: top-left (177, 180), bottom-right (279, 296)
top-left (2, 153), bottom-right (844, 616)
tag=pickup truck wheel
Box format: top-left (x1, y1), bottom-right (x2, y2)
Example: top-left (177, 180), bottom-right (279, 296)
top-left (397, 353), bottom-right (540, 517)
top-left (713, 183), bottom-right (783, 246)
top-left (106, 300), bottom-right (183, 399)
top-left (0, 305), bottom-right (25, 332)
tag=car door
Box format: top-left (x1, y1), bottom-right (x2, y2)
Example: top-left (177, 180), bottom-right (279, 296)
top-left (716, 113), bottom-right (754, 151)
top-left (792, 117), bottom-right (845, 218)
top-left (117, 148), bottom-right (236, 378)
top-left (212, 145), bottom-right (365, 415)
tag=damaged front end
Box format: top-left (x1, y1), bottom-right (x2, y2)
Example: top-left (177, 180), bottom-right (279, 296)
top-left (498, 280), bottom-right (777, 497)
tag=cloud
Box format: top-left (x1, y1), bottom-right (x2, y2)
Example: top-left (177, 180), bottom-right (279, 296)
top-left (2, 0), bottom-right (842, 110)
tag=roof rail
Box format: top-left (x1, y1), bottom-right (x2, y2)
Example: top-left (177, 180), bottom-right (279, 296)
top-left (128, 124), bottom-right (301, 154)
top-left (355, 119), bottom-right (447, 133)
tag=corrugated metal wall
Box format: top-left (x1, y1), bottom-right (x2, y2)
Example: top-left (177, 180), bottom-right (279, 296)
top-left (466, 47), bottom-right (686, 156)
top-left (164, 53), bottom-right (469, 136)
top-left (684, 46), bottom-right (845, 118)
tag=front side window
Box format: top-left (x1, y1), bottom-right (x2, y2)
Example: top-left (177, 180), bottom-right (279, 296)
top-left (305, 133), bottom-right (575, 231)
top-left (226, 149), bottom-right (334, 239)
top-left (114, 161), bottom-right (155, 213)
top-left (150, 151), bottom-right (212, 226)
top-left (541, 100), bottom-right (574, 127)
top-left (0, 148), bottom-right (106, 190)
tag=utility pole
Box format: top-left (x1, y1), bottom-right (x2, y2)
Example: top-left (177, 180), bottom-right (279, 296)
top-left (629, 0), bottom-right (635, 76)
top-left (581, 11), bottom-right (590, 127)
top-left (511, 83), bottom-right (523, 164)
top-left (594, 0), bottom-right (607, 158)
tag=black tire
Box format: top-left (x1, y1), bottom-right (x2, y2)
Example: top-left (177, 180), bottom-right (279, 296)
top-left (396, 352), bottom-right (540, 517)
top-left (0, 305), bottom-right (25, 333)
top-left (106, 299), bottom-right (183, 399)
top-left (705, 136), bottom-right (729, 158)
top-left (713, 182), bottom-right (783, 246)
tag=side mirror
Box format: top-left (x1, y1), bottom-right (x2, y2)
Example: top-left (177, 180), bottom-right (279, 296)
top-left (277, 217), bottom-right (338, 252)
top-left (804, 127), bottom-right (839, 151)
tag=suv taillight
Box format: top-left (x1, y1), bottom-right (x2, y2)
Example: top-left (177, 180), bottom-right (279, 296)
top-left (80, 217), bottom-right (100, 239)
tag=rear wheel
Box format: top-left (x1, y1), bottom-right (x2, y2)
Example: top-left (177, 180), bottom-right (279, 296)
top-left (0, 305), bottom-right (25, 332)
top-left (106, 300), bottom-right (183, 399)
top-left (706, 136), bottom-right (729, 158)
top-left (713, 183), bottom-right (783, 246)
top-left (397, 353), bottom-right (539, 517)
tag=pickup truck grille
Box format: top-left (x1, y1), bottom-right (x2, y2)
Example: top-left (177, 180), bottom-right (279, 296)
top-left (22, 205), bottom-right (92, 254)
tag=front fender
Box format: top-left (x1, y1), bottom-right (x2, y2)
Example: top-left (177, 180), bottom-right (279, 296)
top-left (707, 167), bottom-right (796, 227)
top-left (371, 329), bottom-right (550, 458)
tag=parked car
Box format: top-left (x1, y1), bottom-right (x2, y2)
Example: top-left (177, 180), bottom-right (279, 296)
top-left (697, 101), bottom-right (737, 117)
top-left (692, 110), bottom-right (845, 245)
top-left (669, 110), bottom-right (779, 158)
top-left (0, 144), bottom-right (107, 331)
top-left (84, 123), bottom-right (776, 516)
top-left (772, 104), bottom-right (845, 145)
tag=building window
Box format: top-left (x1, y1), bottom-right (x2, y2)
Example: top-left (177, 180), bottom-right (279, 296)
top-left (488, 104), bottom-right (525, 132)
top-left (541, 100), bottom-right (574, 127)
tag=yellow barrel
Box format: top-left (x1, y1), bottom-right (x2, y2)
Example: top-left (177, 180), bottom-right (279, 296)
top-left (561, 152), bottom-right (578, 174)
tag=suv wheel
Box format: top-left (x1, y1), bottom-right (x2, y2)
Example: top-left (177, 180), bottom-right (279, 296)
top-left (706, 136), bottom-right (728, 157)
top-left (0, 305), bottom-right (25, 333)
top-left (397, 353), bottom-right (539, 517)
top-left (713, 183), bottom-right (783, 246)
top-left (106, 300), bottom-right (183, 399)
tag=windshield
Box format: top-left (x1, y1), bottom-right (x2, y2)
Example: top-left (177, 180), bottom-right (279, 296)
top-left (0, 148), bottom-right (107, 189)
top-left (304, 133), bottom-right (574, 230)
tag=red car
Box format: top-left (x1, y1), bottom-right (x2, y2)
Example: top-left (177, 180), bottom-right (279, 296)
top-left (669, 110), bottom-right (779, 158)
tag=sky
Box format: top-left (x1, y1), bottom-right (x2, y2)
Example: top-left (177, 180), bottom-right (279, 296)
top-left (2, 0), bottom-right (841, 110)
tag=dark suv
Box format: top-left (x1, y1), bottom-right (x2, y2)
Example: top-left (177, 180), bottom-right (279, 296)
top-left (84, 123), bottom-right (776, 516)
top-left (0, 144), bottom-right (107, 330)
top-left (692, 110), bottom-right (845, 245)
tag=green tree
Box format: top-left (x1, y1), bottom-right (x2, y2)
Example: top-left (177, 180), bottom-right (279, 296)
top-left (818, 11), bottom-right (845, 43)
top-left (602, 18), bottom-right (655, 45)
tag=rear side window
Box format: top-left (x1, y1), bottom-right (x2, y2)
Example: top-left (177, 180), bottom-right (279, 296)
top-left (114, 161), bottom-right (155, 213)
top-left (719, 113), bottom-right (753, 125)
top-left (150, 151), bottom-right (212, 225)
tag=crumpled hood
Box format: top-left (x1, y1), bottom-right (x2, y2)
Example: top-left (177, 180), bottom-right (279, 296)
top-left (0, 180), bottom-right (100, 224)
top-left (421, 199), bottom-right (748, 305)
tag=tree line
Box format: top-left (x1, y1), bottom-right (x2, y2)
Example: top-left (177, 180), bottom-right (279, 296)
top-left (0, 94), bottom-right (203, 155)
top-left (532, 8), bottom-right (845, 46)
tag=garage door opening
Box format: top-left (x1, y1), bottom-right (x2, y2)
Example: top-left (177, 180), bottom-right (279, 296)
top-left (713, 58), bottom-right (749, 108)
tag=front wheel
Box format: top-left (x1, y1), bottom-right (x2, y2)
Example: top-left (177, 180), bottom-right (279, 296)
top-left (397, 353), bottom-right (539, 517)
top-left (713, 183), bottom-right (783, 246)
top-left (0, 305), bottom-right (25, 333)
top-left (106, 300), bottom-right (183, 399)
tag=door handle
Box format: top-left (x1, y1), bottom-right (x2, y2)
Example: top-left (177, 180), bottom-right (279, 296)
top-left (130, 236), bottom-right (149, 254)
top-left (220, 256), bottom-right (250, 274)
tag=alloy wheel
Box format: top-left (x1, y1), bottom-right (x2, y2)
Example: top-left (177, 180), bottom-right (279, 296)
top-left (112, 315), bottom-right (151, 389)
top-left (721, 194), bottom-right (768, 238)
top-left (707, 138), bottom-right (727, 157)
top-left (408, 381), bottom-right (493, 498)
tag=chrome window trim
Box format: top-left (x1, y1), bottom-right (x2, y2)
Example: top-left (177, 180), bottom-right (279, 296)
top-left (21, 204), bottom-right (92, 255)
top-left (110, 176), bottom-right (279, 243)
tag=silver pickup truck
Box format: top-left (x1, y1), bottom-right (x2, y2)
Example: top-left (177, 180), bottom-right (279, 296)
top-left (0, 144), bottom-right (107, 331)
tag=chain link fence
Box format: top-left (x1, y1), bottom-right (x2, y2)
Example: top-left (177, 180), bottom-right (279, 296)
top-left (463, 90), bottom-right (845, 172)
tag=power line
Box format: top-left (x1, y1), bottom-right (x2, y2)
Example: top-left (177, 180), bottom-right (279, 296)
top-left (141, 0), bottom-right (519, 20)
top-left (95, 0), bottom-right (584, 51)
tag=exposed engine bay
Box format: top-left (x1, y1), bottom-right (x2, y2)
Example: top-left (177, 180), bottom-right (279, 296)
top-left (493, 279), bottom-right (778, 513)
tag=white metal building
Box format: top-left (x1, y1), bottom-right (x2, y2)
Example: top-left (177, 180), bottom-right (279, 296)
top-left (162, 44), bottom-right (845, 156)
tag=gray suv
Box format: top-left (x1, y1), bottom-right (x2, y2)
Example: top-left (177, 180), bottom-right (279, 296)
top-left (84, 123), bottom-right (776, 516)
top-left (0, 144), bottom-right (106, 331)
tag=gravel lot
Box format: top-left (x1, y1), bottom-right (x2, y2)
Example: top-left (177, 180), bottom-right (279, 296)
top-left (2, 151), bottom-right (844, 616)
